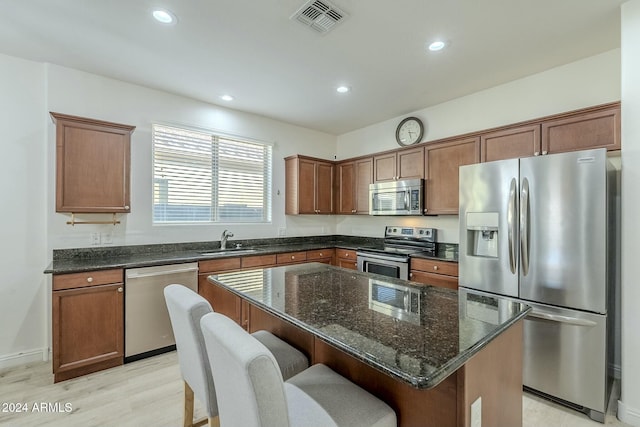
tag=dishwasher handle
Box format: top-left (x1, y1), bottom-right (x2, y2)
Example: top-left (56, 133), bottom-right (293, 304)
top-left (126, 265), bottom-right (199, 280)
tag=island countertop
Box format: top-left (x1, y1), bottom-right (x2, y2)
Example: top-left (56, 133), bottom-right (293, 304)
top-left (207, 262), bottom-right (530, 390)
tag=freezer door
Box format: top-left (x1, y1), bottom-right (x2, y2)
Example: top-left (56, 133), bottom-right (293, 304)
top-left (523, 301), bottom-right (608, 417)
top-left (459, 159), bottom-right (519, 297)
top-left (519, 149), bottom-right (607, 313)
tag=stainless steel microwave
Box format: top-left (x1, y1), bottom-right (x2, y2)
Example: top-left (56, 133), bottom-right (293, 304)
top-left (369, 179), bottom-right (424, 215)
top-left (368, 279), bottom-right (420, 324)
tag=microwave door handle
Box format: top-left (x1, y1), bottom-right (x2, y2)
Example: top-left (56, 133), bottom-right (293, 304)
top-left (404, 190), bottom-right (410, 211)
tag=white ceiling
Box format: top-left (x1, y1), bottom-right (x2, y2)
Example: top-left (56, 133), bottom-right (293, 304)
top-left (0, 0), bottom-right (624, 135)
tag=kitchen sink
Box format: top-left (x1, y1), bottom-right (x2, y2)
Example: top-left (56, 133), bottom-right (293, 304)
top-left (199, 248), bottom-right (261, 257)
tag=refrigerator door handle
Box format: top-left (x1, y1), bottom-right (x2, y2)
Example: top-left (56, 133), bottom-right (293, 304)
top-left (520, 177), bottom-right (530, 276)
top-left (527, 310), bottom-right (597, 327)
top-left (508, 178), bottom-right (517, 274)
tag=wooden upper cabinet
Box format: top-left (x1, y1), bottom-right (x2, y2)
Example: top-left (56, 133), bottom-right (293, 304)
top-left (425, 137), bottom-right (480, 215)
top-left (285, 155), bottom-right (334, 215)
top-left (337, 157), bottom-right (373, 214)
top-left (373, 146), bottom-right (424, 182)
top-left (542, 104), bottom-right (621, 154)
top-left (51, 112), bottom-right (135, 213)
top-left (481, 124), bottom-right (541, 162)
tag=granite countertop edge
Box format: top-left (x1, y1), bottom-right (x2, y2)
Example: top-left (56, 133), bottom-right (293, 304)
top-left (206, 269), bottom-right (529, 390)
top-left (44, 237), bottom-right (459, 274)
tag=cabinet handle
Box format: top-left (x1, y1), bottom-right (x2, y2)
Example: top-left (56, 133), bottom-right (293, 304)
top-left (124, 206), bottom-right (130, 210)
top-left (345, 253), bottom-right (349, 257)
top-left (291, 255), bottom-right (295, 260)
top-left (433, 265), bottom-right (439, 271)
top-left (423, 208), bottom-right (428, 214)
top-left (87, 277), bottom-right (93, 283)
top-left (542, 150), bottom-right (548, 155)
top-left (117, 287), bottom-right (123, 293)
top-left (534, 151), bottom-right (540, 156)
top-left (409, 273), bottom-right (413, 278)
top-left (352, 209), bottom-right (356, 213)
top-left (319, 253), bottom-right (323, 257)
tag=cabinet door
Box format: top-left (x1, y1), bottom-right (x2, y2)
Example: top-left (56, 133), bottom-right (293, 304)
top-left (51, 112), bottom-right (134, 213)
top-left (397, 146), bottom-right (425, 179)
top-left (481, 125), bottom-right (541, 162)
top-left (373, 152), bottom-right (397, 182)
top-left (542, 105), bottom-right (621, 154)
top-left (425, 137), bottom-right (480, 214)
top-left (354, 157), bottom-right (373, 214)
top-left (410, 271), bottom-right (458, 289)
top-left (52, 283), bottom-right (124, 382)
top-left (337, 162), bottom-right (355, 214)
top-left (315, 161), bottom-right (334, 214)
top-left (297, 159), bottom-right (317, 214)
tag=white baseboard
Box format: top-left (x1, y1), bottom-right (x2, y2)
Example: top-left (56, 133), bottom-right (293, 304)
top-left (0, 348), bottom-right (49, 370)
top-left (618, 400), bottom-right (640, 426)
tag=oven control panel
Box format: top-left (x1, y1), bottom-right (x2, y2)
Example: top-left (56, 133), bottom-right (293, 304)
top-left (385, 226), bottom-right (436, 242)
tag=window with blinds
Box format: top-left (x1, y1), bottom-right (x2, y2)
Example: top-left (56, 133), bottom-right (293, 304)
top-left (152, 124), bottom-right (272, 223)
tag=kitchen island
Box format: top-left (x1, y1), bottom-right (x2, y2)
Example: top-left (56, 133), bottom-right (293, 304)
top-left (206, 263), bottom-right (530, 427)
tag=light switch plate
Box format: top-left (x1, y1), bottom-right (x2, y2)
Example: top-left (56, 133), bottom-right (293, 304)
top-left (471, 396), bottom-right (482, 427)
top-left (102, 231), bottom-right (113, 244)
top-left (278, 227), bottom-right (286, 237)
top-left (90, 232), bottom-right (101, 245)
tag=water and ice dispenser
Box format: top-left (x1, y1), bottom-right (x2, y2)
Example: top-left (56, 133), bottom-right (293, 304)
top-left (465, 212), bottom-right (499, 258)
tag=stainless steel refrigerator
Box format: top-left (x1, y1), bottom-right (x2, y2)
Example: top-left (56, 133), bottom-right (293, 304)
top-left (458, 148), bottom-right (617, 422)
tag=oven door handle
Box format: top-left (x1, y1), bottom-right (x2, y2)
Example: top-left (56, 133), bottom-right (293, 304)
top-left (356, 252), bottom-right (408, 263)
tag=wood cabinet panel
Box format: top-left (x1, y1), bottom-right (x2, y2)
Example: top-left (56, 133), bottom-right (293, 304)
top-left (307, 248), bottom-right (334, 261)
top-left (373, 152), bottom-right (397, 182)
top-left (481, 124), bottom-right (541, 162)
top-left (277, 251), bottom-right (308, 264)
top-left (241, 254), bottom-right (277, 268)
top-left (410, 258), bottom-right (458, 276)
top-left (51, 112), bottom-right (135, 213)
top-left (285, 155), bottom-right (334, 214)
top-left (337, 157), bottom-right (373, 214)
top-left (425, 137), bottom-right (480, 215)
top-left (200, 277), bottom-right (242, 324)
top-left (410, 271), bottom-right (458, 290)
top-left (199, 257), bottom-right (241, 273)
top-left (335, 248), bottom-right (358, 270)
top-left (542, 105), bottom-right (621, 154)
top-left (53, 269), bottom-right (123, 291)
top-left (52, 282), bottom-right (124, 382)
top-left (397, 146), bottom-right (425, 180)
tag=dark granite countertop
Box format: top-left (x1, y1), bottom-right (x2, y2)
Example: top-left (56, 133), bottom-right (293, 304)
top-left (44, 235), bottom-right (459, 274)
top-left (207, 263), bottom-right (529, 390)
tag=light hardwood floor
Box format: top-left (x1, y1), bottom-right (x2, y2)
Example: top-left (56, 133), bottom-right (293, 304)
top-left (0, 352), bottom-right (631, 426)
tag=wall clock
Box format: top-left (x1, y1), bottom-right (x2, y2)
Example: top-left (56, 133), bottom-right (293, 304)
top-left (395, 117), bottom-right (424, 146)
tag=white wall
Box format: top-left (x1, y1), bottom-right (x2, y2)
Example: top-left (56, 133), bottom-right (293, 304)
top-left (618, 1), bottom-right (640, 425)
top-left (0, 53), bottom-right (47, 368)
top-left (335, 49), bottom-right (621, 242)
top-left (45, 64), bottom-right (338, 249)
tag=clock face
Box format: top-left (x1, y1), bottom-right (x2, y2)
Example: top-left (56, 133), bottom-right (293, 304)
top-left (396, 117), bottom-right (424, 146)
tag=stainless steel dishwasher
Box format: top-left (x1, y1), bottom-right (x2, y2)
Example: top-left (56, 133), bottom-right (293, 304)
top-left (124, 262), bottom-right (198, 361)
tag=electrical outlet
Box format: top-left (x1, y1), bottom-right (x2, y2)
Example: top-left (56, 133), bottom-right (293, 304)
top-left (471, 396), bottom-right (482, 427)
top-left (90, 232), bottom-right (101, 245)
top-left (102, 231), bottom-right (113, 244)
top-left (278, 227), bottom-right (286, 237)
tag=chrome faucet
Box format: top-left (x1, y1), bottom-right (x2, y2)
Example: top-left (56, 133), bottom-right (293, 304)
top-left (220, 230), bottom-right (234, 250)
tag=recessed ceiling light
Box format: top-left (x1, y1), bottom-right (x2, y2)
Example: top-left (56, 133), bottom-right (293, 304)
top-left (220, 94), bottom-right (234, 101)
top-left (428, 41), bottom-right (446, 51)
top-left (336, 86), bottom-right (351, 93)
top-left (152, 9), bottom-right (177, 24)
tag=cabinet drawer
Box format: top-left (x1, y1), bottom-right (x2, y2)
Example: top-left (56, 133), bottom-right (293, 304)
top-left (242, 254), bottom-right (277, 268)
top-left (277, 251), bottom-right (308, 264)
top-left (199, 258), bottom-right (241, 273)
top-left (336, 248), bottom-right (356, 260)
top-left (53, 269), bottom-right (123, 291)
top-left (410, 270), bottom-right (458, 290)
top-left (410, 258), bottom-right (458, 277)
top-left (307, 248), bottom-right (334, 260)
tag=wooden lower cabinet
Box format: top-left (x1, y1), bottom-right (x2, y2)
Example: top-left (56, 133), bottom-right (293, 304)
top-left (410, 258), bottom-right (459, 290)
top-left (335, 248), bottom-right (357, 270)
top-left (52, 269), bottom-right (124, 382)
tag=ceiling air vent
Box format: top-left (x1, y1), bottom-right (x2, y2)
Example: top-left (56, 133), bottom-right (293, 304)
top-left (291, 0), bottom-right (348, 34)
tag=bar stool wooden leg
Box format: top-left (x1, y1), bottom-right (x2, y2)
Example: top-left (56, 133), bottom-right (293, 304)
top-left (209, 416), bottom-right (220, 427)
top-left (184, 381), bottom-right (195, 427)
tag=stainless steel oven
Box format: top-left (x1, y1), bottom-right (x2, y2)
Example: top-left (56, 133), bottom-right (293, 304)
top-left (357, 252), bottom-right (410, 280)
top-left (356, 226), bottom-right (437, 280)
